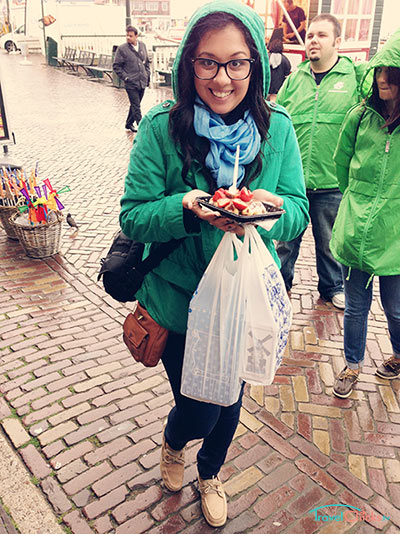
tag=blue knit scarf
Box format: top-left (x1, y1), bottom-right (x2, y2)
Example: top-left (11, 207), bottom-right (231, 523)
top-left (193, 98), bottom-right (261, 188)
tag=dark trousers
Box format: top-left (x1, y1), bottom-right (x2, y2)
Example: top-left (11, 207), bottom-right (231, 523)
top-left (125, 86), bottom-right (145, 128)
top-left (276, 189), bottom-right (343, 300)
top-left (162, 332), bottom-right (244, 480)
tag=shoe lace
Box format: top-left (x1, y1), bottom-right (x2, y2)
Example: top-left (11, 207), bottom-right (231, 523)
top-left (164, 446), bottom-right (184, 465)
top-left (339, 368), bottom-right (359, 380)
top-left (383, 356), bottom-right (400, 370)
top-left (200, 477), bottom-right (224, 497)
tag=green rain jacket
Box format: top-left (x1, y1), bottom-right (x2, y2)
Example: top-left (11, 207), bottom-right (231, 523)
top-left (119, 0), bottom-right (309, 334)
top-left (330, 28), bottom-right (400, 276)
top-left (276, 57), bottom-right (364, 190)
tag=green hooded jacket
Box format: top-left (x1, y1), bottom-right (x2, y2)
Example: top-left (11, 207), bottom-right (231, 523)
top-left (330, 28), bottom-right (400, 276)
top-left (276, 56), bottom-right (364, 190)
top-left (119, 0), bottom-right (309, 333)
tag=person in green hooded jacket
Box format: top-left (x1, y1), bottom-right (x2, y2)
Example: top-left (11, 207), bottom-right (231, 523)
top-left (330, 28), bottom-right (400, 399)
top-left (119, 1), bottom-right (309, 526)
top-left (275, 14), bottom-right (365, 310)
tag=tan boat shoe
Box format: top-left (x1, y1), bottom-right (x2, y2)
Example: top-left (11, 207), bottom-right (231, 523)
top-left (198, 475), bottom-right (227, 527)
top-left (160, 432), bottom-right (185, 492)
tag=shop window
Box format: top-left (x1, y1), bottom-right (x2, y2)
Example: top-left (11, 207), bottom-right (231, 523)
top-left (359, 19), bottom-right (370, 40)
top-left (347, 0), bottom-right (360, 15)
top-left (345, 18), bottom-right (357, 41)
top-left (362, 0), bottom-right (373, 14)
top-left (332, 0), bottom-right (345, 14)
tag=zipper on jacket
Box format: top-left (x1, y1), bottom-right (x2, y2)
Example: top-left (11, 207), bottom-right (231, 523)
top-left (358, 134), bottom-right (390, 268)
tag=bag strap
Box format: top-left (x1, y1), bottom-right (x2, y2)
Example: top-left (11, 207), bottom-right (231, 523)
top-left (132, 239), bottom-right (183, 277)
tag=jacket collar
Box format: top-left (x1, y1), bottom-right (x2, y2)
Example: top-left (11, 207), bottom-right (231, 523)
top-left (298, 55), bottom-right (355, 76)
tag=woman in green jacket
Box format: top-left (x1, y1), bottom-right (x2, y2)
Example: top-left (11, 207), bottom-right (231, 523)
top-left (120, 1), bottom-right (308, 526)
top-left (331, 29), bottom-right (400, 399)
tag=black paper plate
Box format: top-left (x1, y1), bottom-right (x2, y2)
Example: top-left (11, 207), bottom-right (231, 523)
top-left (197, 196), bottom-right (285, 223)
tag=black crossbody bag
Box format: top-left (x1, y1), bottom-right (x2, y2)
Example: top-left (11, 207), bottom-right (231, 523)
top-left (98, 230), bottom-right (182, 303)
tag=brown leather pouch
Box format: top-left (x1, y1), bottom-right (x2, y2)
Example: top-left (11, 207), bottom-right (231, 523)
top-left (123, 303), bottom-right (168, 367)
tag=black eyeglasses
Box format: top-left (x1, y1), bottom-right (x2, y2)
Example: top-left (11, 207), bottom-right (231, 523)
top-left (191, 58), bottom-right (255, 80)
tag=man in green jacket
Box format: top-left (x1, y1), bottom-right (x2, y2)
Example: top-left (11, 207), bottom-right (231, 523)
top-left (276, 13), bottom-right (363, 309)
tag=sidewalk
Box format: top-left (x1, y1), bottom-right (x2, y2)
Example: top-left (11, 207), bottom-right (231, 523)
top-left (0, 52), bottom-right (399, 534)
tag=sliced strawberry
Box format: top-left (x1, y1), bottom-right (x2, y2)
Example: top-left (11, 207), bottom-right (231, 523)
top-left (212, 189), bottom-right (227, 201)
top-left (216, 198), bottom-right (233, 209)
top-left (232, 198), bottom-right (249, 212)
top-left (239, 187), bottom-right (254, 202)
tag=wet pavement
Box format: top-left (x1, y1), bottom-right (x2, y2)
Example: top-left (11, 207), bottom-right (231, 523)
top-left (0, 52), bottom-right (399, 534)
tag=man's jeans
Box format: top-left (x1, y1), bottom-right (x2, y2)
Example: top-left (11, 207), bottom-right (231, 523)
top-left (162, 332), bottom-right (244, 480)
top-left (342, 266), bottom-right (400, 369)
top-left (276, 189), bottom-right (343, 300)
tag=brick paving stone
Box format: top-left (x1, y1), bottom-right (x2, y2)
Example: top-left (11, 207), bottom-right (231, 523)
top-left (97, 421), bottom-right (134, 443)
top-left (1, 418), bottom-right (30, 447)
top-left (111, 438), bottom-right (157, 468)
top-left (63, 510), bottom-right (94, 534)
top-left (370, 495), bottom-right (400, 528)
top-left (339, 490), bottom-right (389, 531)
top-left (224, 466), bottom-right (264, 496)
top-left (63, 461), bottom-right (113, 496)
top-left (290, 435), bottom-right (330, 467)
top-left (113, 485), bottom-right (163, 524)
top-left (72, 489), bottom-right (92, 508)
top-left (257, 409), bottom-right (294, 438)
top-left (92, 462), bottom-right (141, 497)
top-left (295, 457), bottom-right (340, 495)
top-left (93, 515), bottom-right (114, 534)
top-left (92, 389), bottom-right (131, 407)
top-left (327, 464), bottom-right (374, 500)
top-left (259, 427), bottom-right (298, 459)
top-left (146, 515), bottom-right (187, 534)
top-left (258, 462), bottom-right (299, 494)
top-left (114, 511), bottom-right (154, 534)
top-left (64, 418), bottom-right (110, 446)
top-left (254, 485), bottom-right (296, 520)
top-left (228, 487), bottom-right (263, 519)
top-left (83, 485), bottom-right (129, 520)
top-left (41, 476), bottom-right (72, 514)
top-left (56, 459), bottom-right (88, 483)
top-left (19, 443), bottom-right (52, 479)
top-left (84, 436), bottom-right (131, 466)
top-left (38, 420), bottom-right (78, 446)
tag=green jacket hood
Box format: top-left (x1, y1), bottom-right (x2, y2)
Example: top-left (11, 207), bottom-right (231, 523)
top-left (171, 0), bottom-right (270, 99)
top-left (360, 27), bottom-right (400, 99)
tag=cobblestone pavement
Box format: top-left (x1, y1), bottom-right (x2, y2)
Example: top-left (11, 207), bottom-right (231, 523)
top-left (0, 52), bottom-right (399, 534)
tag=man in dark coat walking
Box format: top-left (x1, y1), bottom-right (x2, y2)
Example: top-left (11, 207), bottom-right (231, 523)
top-left (113, 26), bottom-right (150, 132)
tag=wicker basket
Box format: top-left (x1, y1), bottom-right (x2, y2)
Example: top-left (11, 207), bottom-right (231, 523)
top-left (9, 211), bottom-right (63, 258)
top-left (0, 206), bottom-right (20, 240)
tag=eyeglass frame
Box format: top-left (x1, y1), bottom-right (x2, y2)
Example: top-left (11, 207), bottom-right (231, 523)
top-left (191, 57), bottom-right (255, 80)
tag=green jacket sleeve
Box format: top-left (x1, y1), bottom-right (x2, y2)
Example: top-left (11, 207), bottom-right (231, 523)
top-left (333, 106), bottom-right (363, 193)
top-left (263, 116), bottom-right (309, 242)
top-left (119, 114), bottom-right (199, 243)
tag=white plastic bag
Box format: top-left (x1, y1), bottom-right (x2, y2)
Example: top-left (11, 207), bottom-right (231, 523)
top-left (181, 232), bottom-right (245, 407)
top-left (181, 225), bottom-right (291, 406)
top-left (237, 226), bottom-right (292, 385)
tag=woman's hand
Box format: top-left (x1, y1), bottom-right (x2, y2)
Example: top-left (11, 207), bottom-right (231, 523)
top-left (182, 189), bottom-right (245, 236)
top-left (252, 189), bottom-right (284, 207)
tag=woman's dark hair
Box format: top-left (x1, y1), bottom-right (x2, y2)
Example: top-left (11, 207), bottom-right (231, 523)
top-left (169, 12), bottom-right (271, 190)
top-left (268, 38), bottom-right (283, 54)
top-left (369, 66), bottom-right (400, 130)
